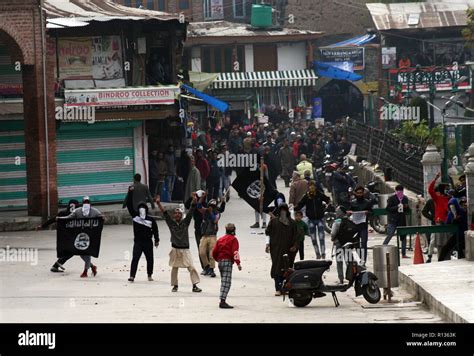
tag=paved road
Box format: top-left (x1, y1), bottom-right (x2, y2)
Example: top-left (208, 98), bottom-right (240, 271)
top-left (0, 180), bottom-right (443, 323)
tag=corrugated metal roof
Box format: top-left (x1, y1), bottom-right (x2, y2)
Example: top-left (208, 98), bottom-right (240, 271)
top-left (188, 21), bottom-right (323, 38)
top-left (44, 0), bottom-right (180, 28)
top-left (367, 0), bottom-right (474, 31)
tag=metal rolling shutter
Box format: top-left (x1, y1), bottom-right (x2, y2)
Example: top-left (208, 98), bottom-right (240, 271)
top-left (56, 122), bottom-right (136, 205)
top-left (0, 121), bottom-right (27, 210)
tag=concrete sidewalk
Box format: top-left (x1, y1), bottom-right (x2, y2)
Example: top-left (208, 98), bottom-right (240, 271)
top-left (0, 202), bottom-right (180, 232)
top-left (398, 259), bottom-right (474, 323)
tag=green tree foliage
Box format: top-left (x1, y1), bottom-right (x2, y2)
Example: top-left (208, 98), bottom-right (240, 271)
top-left (462, 9), bottom-right (474, 48)
top-left (391, 120), bottom-right (443, 148)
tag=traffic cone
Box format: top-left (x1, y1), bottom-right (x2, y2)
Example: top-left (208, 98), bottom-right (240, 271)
top-left (413, 233), bottom-right (424, 264)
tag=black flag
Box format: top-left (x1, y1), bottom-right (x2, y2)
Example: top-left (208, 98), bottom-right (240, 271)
top-left (57, 218), bottom-right (104, 258)
top-left (231, 168), bottom-right (278, 213)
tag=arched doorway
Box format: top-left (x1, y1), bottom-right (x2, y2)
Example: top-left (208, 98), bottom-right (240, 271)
top-left (318, 79), bottom-right (364, 122)
top-left (0, 13), bottom-right (57, 217)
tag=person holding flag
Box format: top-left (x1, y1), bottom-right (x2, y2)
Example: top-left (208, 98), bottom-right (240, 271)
top-left (57, 196), bottom-right (103, 278)
top-left (36, 199), bottom-right (79, 273)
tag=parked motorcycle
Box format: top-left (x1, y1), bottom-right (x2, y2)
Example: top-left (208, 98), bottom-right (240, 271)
top-left (281, 242), bottom-right (381, 308)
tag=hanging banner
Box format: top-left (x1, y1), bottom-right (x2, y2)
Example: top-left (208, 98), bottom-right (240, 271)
top-left (64, 86), bottom-right (180, 107)
top-left (389, 65), bottom-right (472, 93)
top-left (58, 36), bottom-right (123, 80)
top-left (91, 36), bottom-right (123, 80)
top-left (58, 38), bottom-right (93, 79)
top-left (211, 0), bottom-right (224, 19)
top-left (382, 47), bottom-right (397, 69)
top-left (312, 97), bottom-right (322, 118)
top-left (320, 47), bottom-right (365, 71)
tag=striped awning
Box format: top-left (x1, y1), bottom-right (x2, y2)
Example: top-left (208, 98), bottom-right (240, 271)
top-left (211, 70), bottom-right (318, 90)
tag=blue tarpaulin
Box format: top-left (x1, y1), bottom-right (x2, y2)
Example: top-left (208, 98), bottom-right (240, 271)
top-left (328, 33), bottom-right (377, 48)
top-left (314, 61), bottom-right (363, 82)
top-left (181, 84), bottom-right (229, 113)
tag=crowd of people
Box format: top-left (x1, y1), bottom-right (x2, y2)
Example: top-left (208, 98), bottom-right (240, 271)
top-left (37, 116), bottom-right (471, 308)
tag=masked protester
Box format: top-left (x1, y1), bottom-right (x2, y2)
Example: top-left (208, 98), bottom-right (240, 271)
top-left (212, 223), bottom-right (242, 309)
top-left (126, 188), bottom-right (159, 282)
top-left (296, 181), bottom-right (331, 259)
top-left (156, 193), bottom-right (202, 293)
top-left (349, 186), bottom-right (373, 265)
top-left (383, 185), bottom-right (409, 258)
top-left (37, 199), bottom-right (79, 273)
top-left (58, 196), bottom-right (103, 277)
top-left (265, 203), bottom-right (298, 296)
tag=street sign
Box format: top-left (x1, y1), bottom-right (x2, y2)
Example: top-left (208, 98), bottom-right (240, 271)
top-left (389, 65), bottom-right (472, 93)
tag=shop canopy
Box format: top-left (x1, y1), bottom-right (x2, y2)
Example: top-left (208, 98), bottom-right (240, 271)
top-left (325, 33), bottom-right (377, 48)
top-left (181, 84), bottom-right (229, 113)
top-left (211, 70), bottom-right (318, 90)
top-left (314, 61), bottom-right (363, 82)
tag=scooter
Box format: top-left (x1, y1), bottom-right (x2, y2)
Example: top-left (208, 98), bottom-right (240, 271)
top-left (281, 242), bottom-right (381, 308)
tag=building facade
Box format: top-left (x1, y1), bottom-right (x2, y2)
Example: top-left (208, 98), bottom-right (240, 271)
top-left (0, 0), bottom-right (187, 216)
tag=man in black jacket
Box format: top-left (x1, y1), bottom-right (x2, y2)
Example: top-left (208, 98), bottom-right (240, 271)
top-left (383, 185), bottom-right (409, 258)
top-left (296, 181), bottom-right (331, 259)
top-left (349, 186), bottom-right (374, 264)
top-left (126, 188), bottom-right (159, 282)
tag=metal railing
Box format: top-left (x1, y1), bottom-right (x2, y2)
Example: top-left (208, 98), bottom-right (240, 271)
top-left (346, 119), bottom-right (424, 194)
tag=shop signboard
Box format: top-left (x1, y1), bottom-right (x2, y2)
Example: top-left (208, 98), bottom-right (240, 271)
top-left (320, 47), bottom-right (365, 71)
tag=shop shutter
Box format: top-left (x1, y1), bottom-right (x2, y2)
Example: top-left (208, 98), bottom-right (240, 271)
top-left (0, 121), bottom-right (27, 209)
top-left (56, 122), bottom-right (135, 205)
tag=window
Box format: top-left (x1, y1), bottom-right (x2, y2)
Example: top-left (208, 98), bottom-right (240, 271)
top-left (146, 0), bottom-right (154, 9)
top-left (124, 0), bottom-right (131, 6)
top-left (136, 0), bottom-right (143, 8)
top-left (201, 46), bottom-right (245, 73)
top-left (204, 0), bottom-right (212, 19)
top-left (179, 0), bottom-right (190, 10)
top-left (233, 0), bottom-right (246, 18)
top-left (157, 0), bottom-right (166, 11)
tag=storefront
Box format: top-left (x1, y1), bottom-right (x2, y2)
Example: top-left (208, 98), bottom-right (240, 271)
top-left (56, 121), bottom-right (143, 205)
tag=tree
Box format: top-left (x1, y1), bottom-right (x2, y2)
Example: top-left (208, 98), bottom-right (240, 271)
top-left (462, 9), bottom-right (474, 48)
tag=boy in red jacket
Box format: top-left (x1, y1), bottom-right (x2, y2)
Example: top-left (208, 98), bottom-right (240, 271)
top-left (212, 223), bottom-right (242, 309)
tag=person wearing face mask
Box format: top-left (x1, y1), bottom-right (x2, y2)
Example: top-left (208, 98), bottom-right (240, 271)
top-left (126, 192), bottom-right (159, 282)
top-left (156, 193), bottom-right (202, 293)
top-left (58, 196), bottom-right (103, 277)
top-left (383, 185), bottom-right (410, 258)
top-left (295, 181), bottom-right (331, 259)
top-left (349, 186), bottom-right (374, 265)
top-left (265, 203), bottom-right (298, 296)
top-left (37, 199), bottom-right (79, 273)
